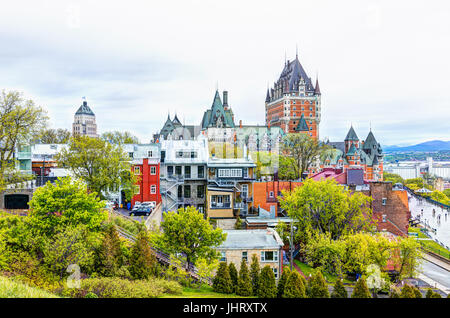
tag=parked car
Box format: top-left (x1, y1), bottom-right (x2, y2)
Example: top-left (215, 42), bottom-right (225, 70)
top-left (129, 206), bottom-right (152, 216)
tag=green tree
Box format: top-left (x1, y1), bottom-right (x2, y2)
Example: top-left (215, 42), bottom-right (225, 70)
top-left (307, 270), bottom-right (329, 298)
top-left (97, 225), bottom-right (123, 277)
top-left (394, 237), bottom-right (422, 280)
top-left (236, 259), bottom-right (253, 296)
top-left (280, 178), bottom-right (373, 241)
top-left (283, 270), bottom-right (306, 298)
top-left (257, 265), bottom-right (277, 298)
top-left (0, 90), bottom-right (48, 190)
top-left (34, 128), bottom-right (70, 144)
top-left (331, 278), bottom-right (347, 298)
top-left (129, 230), bottom-right (157, 279)
top-left (28, 177), bottom-right (107, 236)
top-left (278, 133), bottom-right (330, 180)
top-left (156, 206), bottom-right (226, 266)
top-left (101, 131), bottom-right (140, 145)
top-left (351, 277), bottom-right (371, 298)
top-left (55, 136), bottom-right (137, 200)
top-left (228, 262), bottom-right (238, 293)
top-left (383, 172), bottom-right (404, 184)
top-left (42, 225), bottom-right (95, 278)
top-left (277, 267), bottom-right (290, 298)
top-left (250, 254), bottom-right (260, 295)
top-left (213, 262), bottom-right (232, 294)
top-left (195, 257), bottom-right (219, 287)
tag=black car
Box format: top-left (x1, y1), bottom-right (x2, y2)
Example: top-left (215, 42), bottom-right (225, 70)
top-left (129, 207), bottom-right (152, 216)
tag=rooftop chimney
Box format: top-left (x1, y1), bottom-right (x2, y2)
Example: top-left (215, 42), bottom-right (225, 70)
top-left (223, 91), bottom-right (228, 109)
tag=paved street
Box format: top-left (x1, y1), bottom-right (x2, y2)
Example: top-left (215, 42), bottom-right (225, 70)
top-left (113, 208), bottom-right (149, 223)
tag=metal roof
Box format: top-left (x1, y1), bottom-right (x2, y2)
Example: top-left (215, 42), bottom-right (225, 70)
top-left (217, 229), bottom-right (284, 250)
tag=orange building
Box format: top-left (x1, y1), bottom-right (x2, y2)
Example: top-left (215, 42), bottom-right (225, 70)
top-left (265, 53), bottom-right (321, 138)
top-left (253, 181), bottom-right (303, 216)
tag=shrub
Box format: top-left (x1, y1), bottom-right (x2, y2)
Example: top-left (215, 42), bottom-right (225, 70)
top-left (400, 284), bottom-right (416, 298)
top-left (331, 278), bottom-right (347, 298)
top-left (213, 262), bottom-right (232, 294)
top-left (228, 262), bottom-right (238, 293)
top-left (307, 270), bottom-right (329, 298)
top-left (351, 277), bottom-right (371, 298)
top-left (389, 287), bottom-right (400, 298)
top-left (277, 268), bottom-right (290, 298)
top-left (413, 286), bottom-right (422, 298)
top-left (257, 266), bottom-right (277, 298)
top-left (64, 277), bottom-right (181, 298)
top-left (283, 270), bottom-right (306, 298)
top-left (85, 292), bottom-right (98, 298)
top-left (236, 259), bottom-right (252, 297)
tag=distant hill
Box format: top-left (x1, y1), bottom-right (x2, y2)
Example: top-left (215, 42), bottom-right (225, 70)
top-left (384, 140), bottom-right (450, 152)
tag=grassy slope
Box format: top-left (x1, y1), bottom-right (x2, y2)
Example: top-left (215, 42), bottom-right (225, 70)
top-left (409, 227), bottom-right (450, 259)
top-left (162, 284), bottom-right (252, 298)
top-left (0, 276), bottom-right (59, 298)
top-left (293, 260), bottom-right (353, 284)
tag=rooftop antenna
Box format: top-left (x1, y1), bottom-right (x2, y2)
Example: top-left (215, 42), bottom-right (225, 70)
top-left (216, 81), bottom-right (218, 91)
top-left (296, 44), bottom-right (298, 59)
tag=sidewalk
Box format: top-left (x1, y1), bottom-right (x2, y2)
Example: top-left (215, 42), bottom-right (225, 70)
top-left (417, 273), bottom-right (450, 296)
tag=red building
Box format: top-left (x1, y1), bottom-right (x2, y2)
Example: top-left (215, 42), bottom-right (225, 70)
top-left (131, 158), bottom-right (162, 208)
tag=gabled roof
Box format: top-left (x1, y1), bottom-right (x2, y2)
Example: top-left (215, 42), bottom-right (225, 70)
top-left (201, 90), bottom-right (235, 129)
top-left (346, 143), bottom-right (358, 156)
top-left (172, 114), bottom-right (182, 126)
top-left (345, 126), bottom-right (359, 141)
top-left (295, 114), bottom-right (309, 132)
top-left (277, 56), bottom-right (315, 94)
top-left (75, 101), bottom-right (95, 116)
top-left (363, 130), bottom-right (378, 150)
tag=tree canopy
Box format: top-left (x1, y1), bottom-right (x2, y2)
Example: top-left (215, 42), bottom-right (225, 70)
top-left (33, 128), bottom-right (71, 144)
top-left (280, 178), bottom-right (374, 241)
top-left (154, 206), bottom-right (226, 265)
top-left (0, 90), bottom-right (48, 189)
top-left (101, 131), bottom-right (140, 145)
top-left (278, 133), bottom-right (330, 180)
top-left (55, 136), bottom-right (137, 200)
top-left (28, 177), bottom-right (108, 236)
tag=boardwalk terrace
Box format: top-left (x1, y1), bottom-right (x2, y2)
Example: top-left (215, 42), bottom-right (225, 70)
top-left (216, 229), bottom-right (284, 280)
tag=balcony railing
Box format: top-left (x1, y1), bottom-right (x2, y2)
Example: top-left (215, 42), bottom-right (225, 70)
top-left (210, 203), bottom-right (231, 209)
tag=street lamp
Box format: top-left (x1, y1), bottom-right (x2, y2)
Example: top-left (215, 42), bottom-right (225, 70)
top-left (289, 223), bottom-right (297, 271)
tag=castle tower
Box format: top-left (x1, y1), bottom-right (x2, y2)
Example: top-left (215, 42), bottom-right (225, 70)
top-left (265, 53), bottom-right (321, 138)
top-left (72, 98), bottom-right (98, 138)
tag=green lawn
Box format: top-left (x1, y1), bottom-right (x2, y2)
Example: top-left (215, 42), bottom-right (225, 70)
top-left (162, 284), bottom-right (252, 298)
top-left (0, 276), bottom-right (59, 298)
top-left (408, 227), bottom-right (429, 239)
top-left (409, 227), bottom-right (450, 259)
top-left (293, 260), bottom-right (353, 284)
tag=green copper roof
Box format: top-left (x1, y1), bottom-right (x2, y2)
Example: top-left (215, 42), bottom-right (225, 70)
top-left (346, 143), bottom-right (358, 156)
top-left (201, 90), bottom-right (235, 128)
top-left (75, 101), bottom-right (95, 116)
top-left (295, 114), bottom-right (309, 132)
top-left (345, 126), bottom-right (359, 141)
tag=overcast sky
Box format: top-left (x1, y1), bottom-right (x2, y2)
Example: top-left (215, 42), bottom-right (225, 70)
top-left (1, 0), bottom-right (449, 146)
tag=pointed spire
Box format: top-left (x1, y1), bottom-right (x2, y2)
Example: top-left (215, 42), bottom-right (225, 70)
top-left (265, 88), bottom-right (271, 102)
top-left (345, 125), bottom-right (359, 141)
top-left (314, 75), bottom-right (321, 95)
top-left (296, 44), bottom-right (298, 59)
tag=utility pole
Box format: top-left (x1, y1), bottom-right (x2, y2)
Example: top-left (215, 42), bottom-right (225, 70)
top-left (290, 222), bottom-right (294, 271)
